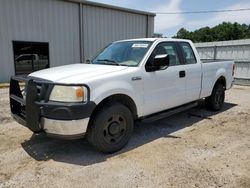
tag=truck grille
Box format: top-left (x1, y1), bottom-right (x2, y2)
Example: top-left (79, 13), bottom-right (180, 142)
top-left (36, 83), bottom-right (42, 99)
top-left (29, 77), bottom-right (51, 101)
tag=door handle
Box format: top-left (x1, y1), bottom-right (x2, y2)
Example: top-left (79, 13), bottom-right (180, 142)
top-left (179, 70), bottom-right (186, 78)
top-left (132, 76), bottom-right (142, 81)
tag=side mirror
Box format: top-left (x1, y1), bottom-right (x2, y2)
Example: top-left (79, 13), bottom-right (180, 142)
top-left (153, 54), bottom-right (169, 67)
top-left (86, 59), bottom-right (91, 64)
top-left (145, 54), bottom-right (170, 72)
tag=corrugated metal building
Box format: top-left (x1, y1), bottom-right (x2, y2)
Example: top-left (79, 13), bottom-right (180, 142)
top-left (195, 39), bottom-right (250, 85)
top-left (0, 0), bottom-right (155, 82)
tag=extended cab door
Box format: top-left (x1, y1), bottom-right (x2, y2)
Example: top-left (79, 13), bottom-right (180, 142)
top-left (142, 42), bottom-right (187, 116)
top-left (177, 42), bottom-right (202, 102)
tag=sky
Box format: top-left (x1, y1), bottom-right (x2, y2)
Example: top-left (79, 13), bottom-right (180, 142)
top-left (90, 0), bottom-right (250, 37)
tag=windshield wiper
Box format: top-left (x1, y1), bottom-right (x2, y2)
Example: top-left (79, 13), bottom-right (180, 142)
top-left (96, 59), bottom-right (120, 66)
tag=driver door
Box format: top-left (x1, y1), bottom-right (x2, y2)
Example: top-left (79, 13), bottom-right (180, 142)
top-left (142, 42), bottom-right (187, 116)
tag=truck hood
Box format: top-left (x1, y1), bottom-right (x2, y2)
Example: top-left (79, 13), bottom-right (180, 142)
top-left (29, 64), bottom-right (128, 83)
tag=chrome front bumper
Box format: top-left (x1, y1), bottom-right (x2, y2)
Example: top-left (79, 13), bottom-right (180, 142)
top-left (42, 118), bottom-right (90, 138)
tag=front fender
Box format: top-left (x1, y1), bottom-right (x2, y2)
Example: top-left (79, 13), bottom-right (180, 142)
top-left (90, 80), bottom-right (143, 116)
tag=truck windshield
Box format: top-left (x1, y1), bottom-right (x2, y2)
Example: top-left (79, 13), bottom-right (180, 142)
top-left (91, 41), bottom-right (152, 66)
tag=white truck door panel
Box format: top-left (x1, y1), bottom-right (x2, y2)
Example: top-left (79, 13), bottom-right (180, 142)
top-left (143, 66), bottom-right (186, 116)
top-left (142, 42), bottom-right (187, 116)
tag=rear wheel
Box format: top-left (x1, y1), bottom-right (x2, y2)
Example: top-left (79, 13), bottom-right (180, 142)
top-left (87, 103), bottom-right (134, 153)
top-left (205, 83), bottom-right (225, 111)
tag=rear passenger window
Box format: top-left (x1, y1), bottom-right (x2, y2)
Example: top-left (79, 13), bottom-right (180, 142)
top-left (180, 42), bottom-right (197, 64)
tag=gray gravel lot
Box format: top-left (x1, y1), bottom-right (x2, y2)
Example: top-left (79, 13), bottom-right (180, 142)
top-left (0, 86), bottom-right (250, 188)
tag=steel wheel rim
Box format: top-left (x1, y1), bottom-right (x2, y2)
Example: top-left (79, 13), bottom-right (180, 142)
top-left (103, 114), bottom-right (127, 144)
top-left (215, 89), bottom-right (224, 106)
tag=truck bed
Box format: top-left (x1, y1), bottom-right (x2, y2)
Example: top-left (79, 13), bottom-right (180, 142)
top-left (201, 59), bottom-right (233, 63)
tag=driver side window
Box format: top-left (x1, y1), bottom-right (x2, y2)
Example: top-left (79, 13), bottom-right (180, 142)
top-left (146, 42), bottom-right (180, 67)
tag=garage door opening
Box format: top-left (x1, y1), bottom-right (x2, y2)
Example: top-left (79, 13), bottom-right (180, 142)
top-left (13, 41), bottom-right (50, 75)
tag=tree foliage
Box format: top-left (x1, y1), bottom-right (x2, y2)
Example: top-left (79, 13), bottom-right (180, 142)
top-left (174, 22), bottom-right (250, 42)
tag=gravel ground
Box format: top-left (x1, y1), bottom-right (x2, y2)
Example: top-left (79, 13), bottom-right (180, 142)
top-left (0, 85), bottom-right (250, 188)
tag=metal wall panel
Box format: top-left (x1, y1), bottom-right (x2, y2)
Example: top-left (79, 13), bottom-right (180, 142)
top-left (235, 62), bottom-right (250, 79)
top-left (147, 16), bottom-right (155, 38)
top-left (195, 47), bottom-right (215, 60)
top-left (81, 4), bottom-right (154, 61)
top-left (196, 45), bottom-right (250, 61)
top-left (195, 39), bottom-right (250, 84)
top-left (0, 0), bottom-right (154, 82)
top-left (0, 0), bottom-right (80, 82)
top-left (195, 39), bottom-right (250, 60)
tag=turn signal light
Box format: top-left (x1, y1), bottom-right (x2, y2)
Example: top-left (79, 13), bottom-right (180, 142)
top-left (76, 87), bottom-right (84, 97)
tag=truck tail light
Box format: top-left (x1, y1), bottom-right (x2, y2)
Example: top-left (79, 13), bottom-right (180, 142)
top-left (232, 64), bottom-right (235, 76)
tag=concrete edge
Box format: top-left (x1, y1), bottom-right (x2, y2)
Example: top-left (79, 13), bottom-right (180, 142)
top-left (0, 83), bottom-right (10, 88)
top-left (0, 83), bottom-right (25, 89)
top-left (234, 78), bottom-right (250, 86)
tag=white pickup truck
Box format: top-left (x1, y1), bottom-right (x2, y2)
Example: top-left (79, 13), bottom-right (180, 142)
top-left (10, 38), bottom-right (234, 153)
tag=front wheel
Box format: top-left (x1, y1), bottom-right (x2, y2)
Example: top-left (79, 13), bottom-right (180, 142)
top-left (87, 103), bottom-right (134, 153)
top-left (205, 83), bottom-right (225, 111)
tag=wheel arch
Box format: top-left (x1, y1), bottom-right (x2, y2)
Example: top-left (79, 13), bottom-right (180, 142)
top-left (205, 76), bottom-right (226, 111)
top-left (89, 93), bottom-right (138, 123)
top-left (214, 76), bottom-right (226, 89)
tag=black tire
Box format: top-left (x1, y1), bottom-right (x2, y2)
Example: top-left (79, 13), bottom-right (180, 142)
top-left (87, 103), bottom-right (134, 153)
top-left (205, 83), bottom-right (225, 111)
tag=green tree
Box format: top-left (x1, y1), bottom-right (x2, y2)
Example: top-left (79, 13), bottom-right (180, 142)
top-left (175, 28), bottom-right (190, 39)
top-left (174, 22), bottom-right (250, 42)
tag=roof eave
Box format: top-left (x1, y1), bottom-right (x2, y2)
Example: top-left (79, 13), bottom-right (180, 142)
top-left (64, 0), bottom-right (156, 16)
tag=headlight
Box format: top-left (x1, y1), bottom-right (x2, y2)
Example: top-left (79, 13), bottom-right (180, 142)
top-left (49, 85), bottom-right (87, 102)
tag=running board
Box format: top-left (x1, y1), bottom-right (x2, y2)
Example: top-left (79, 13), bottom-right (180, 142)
top-left (141, 102), bottom-right (198, 123)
